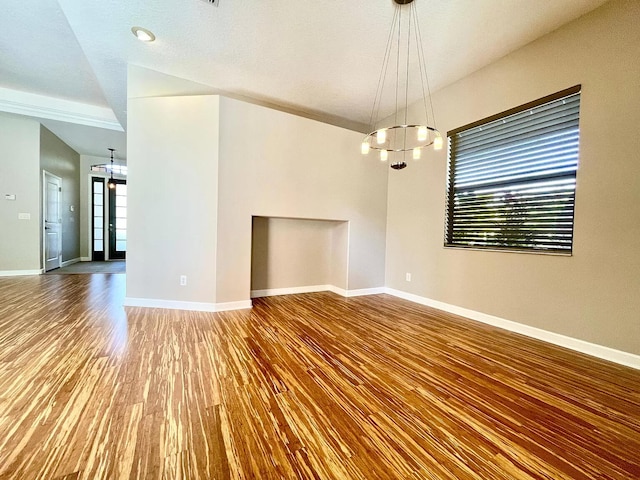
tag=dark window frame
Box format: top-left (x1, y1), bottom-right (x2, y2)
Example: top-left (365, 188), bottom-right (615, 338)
top-left (445, 85), bottom-right (581, 254)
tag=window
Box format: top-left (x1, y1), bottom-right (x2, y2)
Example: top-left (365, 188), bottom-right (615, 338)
top-left (445, 86), bottom-right (581, 254)
top-left (91, 164), bottom-right (128, 175)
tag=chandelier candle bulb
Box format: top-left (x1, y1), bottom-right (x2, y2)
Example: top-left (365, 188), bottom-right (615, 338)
top-left (361, 141), bottom-right (370, 155)
top-left (413, 147), bottom-right (421, 160)
top-left (376, 129), bottom-right (386, 145)
top-left (417, 126), bottom-right (428, 142)
top-left (380, 150), bottom-right (388, 162)
top-left (434, 135), bottom-right (444, 150)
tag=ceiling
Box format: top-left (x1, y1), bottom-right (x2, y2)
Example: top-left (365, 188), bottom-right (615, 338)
top-left (0, 0), bottom-right (610, 160)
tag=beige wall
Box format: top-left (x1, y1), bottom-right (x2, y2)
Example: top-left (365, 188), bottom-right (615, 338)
top-left (0, 113), bottom-right (41, 272)
top-left (251, 217), bottom-right (347, 292)
top-left (216, 96), bottom-right (388, 303)
top-left (330, 221), bottom-right (349, 290)
top-left (126, 95), bottom-right (220, 303)
top-left (126, 89), bottom-right (387, 305)
top-left (385, 0), bottom-right (640, 355)
top-left (40, 126), bottom-right (80, 262)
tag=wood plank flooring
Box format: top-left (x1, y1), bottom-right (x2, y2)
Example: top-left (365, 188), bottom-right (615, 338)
top-left (0, 274), bottom-right (638, 479)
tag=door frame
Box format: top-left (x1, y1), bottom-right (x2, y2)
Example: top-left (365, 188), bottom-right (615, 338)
top-left (42, 170), bottom-right (63, 272)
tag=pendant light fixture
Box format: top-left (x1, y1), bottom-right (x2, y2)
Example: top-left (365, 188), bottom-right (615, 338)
top-left (107, 148), bottom-right (116, 189)
top-left (361, 0), bottom-right (442, 170)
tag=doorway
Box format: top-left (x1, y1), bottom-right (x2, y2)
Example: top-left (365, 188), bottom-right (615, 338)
top-left (43, 171), bottom-right (62, 272)
top-left (91, 177), bottom-right (127, 261)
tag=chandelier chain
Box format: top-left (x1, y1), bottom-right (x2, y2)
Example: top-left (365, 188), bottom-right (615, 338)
top-left (413, 1), bottom-right (437, 130)
top-left (368, 7), bottom-right (399, 132)
top-left (395, 3), bottom-right (402, 130)
top-left (403, 4), bottom-right (412, 154)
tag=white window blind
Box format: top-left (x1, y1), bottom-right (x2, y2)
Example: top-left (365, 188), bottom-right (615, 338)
top-left (445, 86), bottom-right (581, 253)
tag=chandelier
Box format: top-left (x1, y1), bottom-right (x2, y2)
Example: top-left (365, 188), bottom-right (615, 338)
top-left (361, 0), bottom-right (442, 170)
top-left (107, 148), bottom-right (117, 189)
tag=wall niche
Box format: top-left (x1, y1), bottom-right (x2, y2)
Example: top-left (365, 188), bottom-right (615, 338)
top-left (251, 216), bottom-right (348, 297)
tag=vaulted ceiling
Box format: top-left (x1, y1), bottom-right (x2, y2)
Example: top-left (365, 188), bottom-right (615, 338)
top-left (0, 0), bottom-right (610, 159)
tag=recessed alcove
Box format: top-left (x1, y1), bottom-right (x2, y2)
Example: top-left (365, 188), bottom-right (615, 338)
top-left (250, 216), bottom-right (348, 297)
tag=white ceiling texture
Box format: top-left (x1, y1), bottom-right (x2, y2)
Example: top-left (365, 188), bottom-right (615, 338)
top-left (0, 0), bottom-right (610, 160)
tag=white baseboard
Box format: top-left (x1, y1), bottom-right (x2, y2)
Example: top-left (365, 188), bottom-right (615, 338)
top-left (342, 287), bottom-right (387, 297)
top-left (0, 269), bottom-right (43, 277)
top-left (251, 285), bottom-right (387, 299)
top-left (215, 300), bottom-right (254, 312)
top-left (251, 285), bottom-right (333, 298)
top-left (123, 297), bottom-right (252, 313)
top-left (123, 297), bottom-right (217, 312)
top-left (80, 256), bottom-right (91, 262)
top-left (61, 257), bottom-right (81, 267)
top-left (385, 288), bottom-right (640, 370)
top-left (327, 285), bottom-right (347, 296)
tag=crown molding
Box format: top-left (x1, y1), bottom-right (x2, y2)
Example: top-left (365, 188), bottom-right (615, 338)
top-left (0, 87), bottom-right (123, 131)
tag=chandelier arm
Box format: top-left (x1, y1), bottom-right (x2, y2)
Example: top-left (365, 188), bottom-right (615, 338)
top-left (364, 124), bottom-right (439, 151)
top-left (369, 7), bottom-right (399, 132)
top-left (413, 1), bottom-right (437, 131)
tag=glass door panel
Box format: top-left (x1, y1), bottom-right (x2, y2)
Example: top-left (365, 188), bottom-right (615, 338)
top-left (92, 178), bottom-right (105, 261)
top-left (109, 180), bottom-right (127, 259)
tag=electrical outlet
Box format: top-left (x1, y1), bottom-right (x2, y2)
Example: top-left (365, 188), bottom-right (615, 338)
top-left (180, 275), bottom-right (187, 286)
top-left (405, 272), bottom-right (411, 282)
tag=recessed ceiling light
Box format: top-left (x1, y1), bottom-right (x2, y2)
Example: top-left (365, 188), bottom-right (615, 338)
top-left (131, 27), bottom-right (155, 43)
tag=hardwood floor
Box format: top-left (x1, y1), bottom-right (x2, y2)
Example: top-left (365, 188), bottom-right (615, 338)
top-left (0, 274), bottom-right (638, 479)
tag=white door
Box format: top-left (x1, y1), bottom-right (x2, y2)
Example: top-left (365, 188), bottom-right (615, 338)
top-left (44, 171), bottom-right (62, 272)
